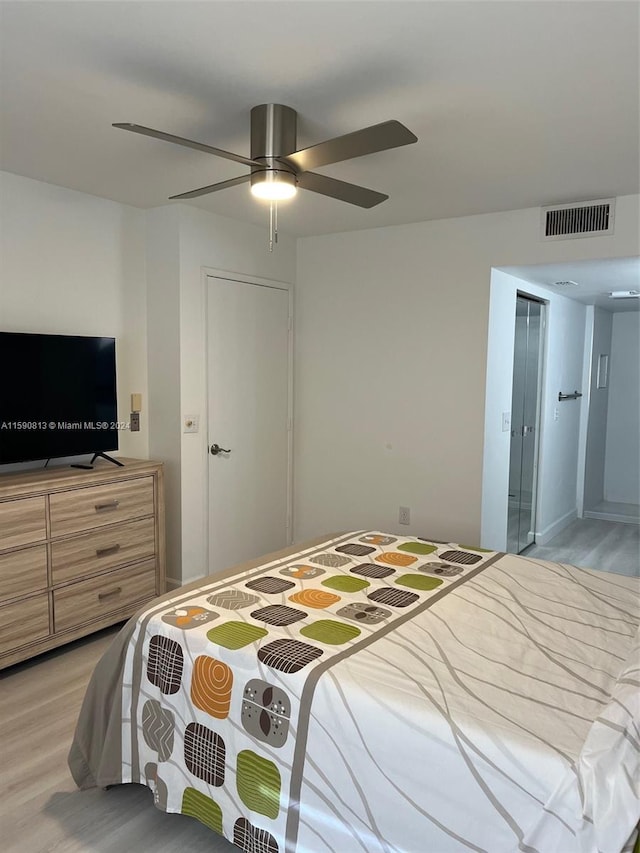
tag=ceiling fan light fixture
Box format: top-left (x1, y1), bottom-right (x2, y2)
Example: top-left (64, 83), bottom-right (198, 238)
top-left (250, 170), bottom-right (297, 201)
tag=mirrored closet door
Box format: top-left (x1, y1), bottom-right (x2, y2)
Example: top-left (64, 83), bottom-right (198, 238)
top-left (507, 296), bottom-right (544, 554)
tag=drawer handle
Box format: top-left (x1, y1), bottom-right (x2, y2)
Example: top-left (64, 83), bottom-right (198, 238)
top-left (98, 586), bottom-right (122, 601)
top-left (95, 500), bottom-right (120, 512)
top-left (96, 544), bottom-right (121, 558)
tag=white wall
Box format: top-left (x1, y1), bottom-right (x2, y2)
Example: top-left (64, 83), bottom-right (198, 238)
top-left (582, 307), bottom-right (613, 511)
top-left (0, 171), bottom-right (148, 465)
top-left (534, 289), bottom-right (586, 542)
top-left (294, 195), bottom-right (639, 548)
top-left (604, 311), bottom-right (640, 504)
top-left (482, 269), bottom-right (518, 548)
top-left (144, 204), bottom-right (296, 585)
top-left (146, 205), bottom-right (182, 577)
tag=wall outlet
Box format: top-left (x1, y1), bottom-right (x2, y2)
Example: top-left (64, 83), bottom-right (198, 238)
top-left (399, 506), bottom-right (410, 525)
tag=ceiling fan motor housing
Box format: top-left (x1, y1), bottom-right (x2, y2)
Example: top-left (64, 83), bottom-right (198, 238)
top-left (250, 104), bottom-right (298, 192)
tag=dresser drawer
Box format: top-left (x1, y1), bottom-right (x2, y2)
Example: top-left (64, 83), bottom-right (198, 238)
top-left (0, 593), bottom-right (50, 655)
top-left (53, 559), bottom-right (157, 632)
top-left (0, 496), bottom-right (47, 550)
top-left (50, 477), bottom-right (154, 536)
top-left (51, 517), bottom-right (155, 585)
top-left (0, 545), bottom-right (48, 604)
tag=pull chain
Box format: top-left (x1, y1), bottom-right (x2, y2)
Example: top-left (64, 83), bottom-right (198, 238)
top-left (269, 200), bottom-right (274, 252)
top-left (268, 200), bottom-right (280, 252)
top-left (274, 199), bottom-right (278, 244)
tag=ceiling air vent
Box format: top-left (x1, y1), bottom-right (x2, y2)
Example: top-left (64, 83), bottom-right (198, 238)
top-left (541, 199), bottom-right (615, 241)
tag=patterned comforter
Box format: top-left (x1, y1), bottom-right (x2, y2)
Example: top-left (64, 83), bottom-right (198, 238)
top-left (69, 531), bottom-right (640, 853)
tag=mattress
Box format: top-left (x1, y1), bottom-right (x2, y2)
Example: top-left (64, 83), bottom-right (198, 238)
top-left (68, 531), bottom-right (640, 853)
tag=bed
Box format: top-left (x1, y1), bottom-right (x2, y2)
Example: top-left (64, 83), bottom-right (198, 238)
top-left (69, 530), bottom-right (640, 853)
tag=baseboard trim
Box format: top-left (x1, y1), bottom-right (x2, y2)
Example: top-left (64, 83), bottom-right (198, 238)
top-left (584, 510), bottom-right (640, 525)
top-left (166, 572), bottom-right (210, 591)
top-left (535, 509), bottom-right (577, 545)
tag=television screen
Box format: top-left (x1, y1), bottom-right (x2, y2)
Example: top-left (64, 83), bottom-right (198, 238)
top-left (0, 332), bottom-right (118, 465)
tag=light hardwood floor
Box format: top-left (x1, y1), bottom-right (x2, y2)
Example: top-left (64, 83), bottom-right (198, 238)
top-left (0, 626), bottom-right (238, 853)
top-left (524, 517), bottom-right (640, 577)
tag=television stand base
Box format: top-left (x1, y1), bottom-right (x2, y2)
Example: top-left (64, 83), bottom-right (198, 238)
top-left (90, 451), bottom-right (124, 467)
top-left (70, 451), bottom-right (124, 468)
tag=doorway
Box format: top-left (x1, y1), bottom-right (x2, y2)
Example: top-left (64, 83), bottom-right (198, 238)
top-left (507, 295), bottom-right (544, 554)
top-left (206, 273), bottom-right (292, 574)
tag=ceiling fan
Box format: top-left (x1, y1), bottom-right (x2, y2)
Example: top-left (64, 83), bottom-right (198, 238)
top-left (113, 103), bottom-right (418, 209)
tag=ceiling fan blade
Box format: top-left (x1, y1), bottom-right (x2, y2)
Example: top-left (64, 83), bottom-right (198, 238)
top-left (169, 174), bottom-right (251, 200)
top-left (113, 123), bottom-right (260, 167)
top-left (297, 171), bottom-right (388, 208)
top-left (283, 120), bottom-right (417, 173)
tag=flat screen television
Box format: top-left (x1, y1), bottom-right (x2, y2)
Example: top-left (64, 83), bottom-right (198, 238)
top-left (0, 332), bottom-right (118, 465)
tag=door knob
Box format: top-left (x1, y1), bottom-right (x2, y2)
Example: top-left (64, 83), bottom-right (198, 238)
top-left (210, 443), bottom-right (231, 456)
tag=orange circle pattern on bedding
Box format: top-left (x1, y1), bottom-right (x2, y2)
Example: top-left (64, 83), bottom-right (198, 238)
top-left (191, 655), bottom-right (234, 719)
top-left (375, 552), bottom-right (417, 567)
top-left (288, 589), bottom-right (341, 609)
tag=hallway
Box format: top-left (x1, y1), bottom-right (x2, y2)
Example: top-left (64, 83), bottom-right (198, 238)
top-left (524, 517), bottom-right (639, 577)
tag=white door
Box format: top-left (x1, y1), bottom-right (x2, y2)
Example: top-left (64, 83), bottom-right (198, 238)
top-left (207, 274), bottom-right (291, 574)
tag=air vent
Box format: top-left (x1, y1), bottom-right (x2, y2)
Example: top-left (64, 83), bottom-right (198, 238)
top-left (553, 280), bottom-right (579, 287)
top-left (541, 199), bottom-right (615, 241)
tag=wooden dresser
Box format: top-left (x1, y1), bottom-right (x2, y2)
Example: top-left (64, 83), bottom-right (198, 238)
top-left (0, 458), bottom-right (165, 668)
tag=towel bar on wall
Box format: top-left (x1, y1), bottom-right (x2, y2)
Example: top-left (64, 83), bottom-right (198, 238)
top-left (558, 391), bottom-right (583, 401)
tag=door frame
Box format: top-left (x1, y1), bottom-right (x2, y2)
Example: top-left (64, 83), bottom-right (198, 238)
top-left (507, 292), bottom-right (546, 553)
top-left (201, 267), bottom-right (294, 573)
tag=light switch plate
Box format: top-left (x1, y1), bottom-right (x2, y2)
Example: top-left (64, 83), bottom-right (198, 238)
top-left (502, 412), bottom-right (511, 432)
top-left (131, 393), bottom-right (142, 412)
top-left (183, 415), bottom-right (199, 433)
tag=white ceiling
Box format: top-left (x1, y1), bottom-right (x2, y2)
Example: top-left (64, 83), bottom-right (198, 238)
top-left (501, 256), bottom-right (640, 313)
top-left (1, 0), bottom-right (638, 242)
